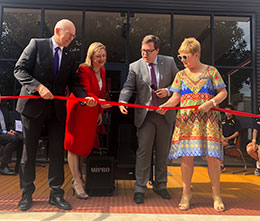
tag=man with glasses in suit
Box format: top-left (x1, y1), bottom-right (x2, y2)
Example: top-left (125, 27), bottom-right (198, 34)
top-left (119, 35), bottom-right (178, 204)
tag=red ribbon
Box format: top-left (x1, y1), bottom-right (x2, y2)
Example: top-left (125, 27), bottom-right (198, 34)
top-left (1, 95), bottom-right (259, 118)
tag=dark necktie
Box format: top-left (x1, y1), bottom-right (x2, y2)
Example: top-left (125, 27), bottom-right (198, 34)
top-left (54, 46), bottom-right (60, 77)
top-left (149, 63), bottom-right (158, 106)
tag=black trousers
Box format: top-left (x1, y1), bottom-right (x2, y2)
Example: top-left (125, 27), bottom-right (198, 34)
top-left (20, 101), bottom-right (66, 197)
top-left (0, 133), bottom-right (23, 166)
top-left (15, 133), bottom-right (23, 167)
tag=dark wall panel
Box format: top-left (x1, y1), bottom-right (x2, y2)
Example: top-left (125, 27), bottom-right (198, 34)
top-left (1, 0), bottom-right (260, 12)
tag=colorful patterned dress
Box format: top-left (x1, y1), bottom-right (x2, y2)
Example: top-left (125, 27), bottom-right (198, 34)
top-left (169, 66), bottom-right (226, 161)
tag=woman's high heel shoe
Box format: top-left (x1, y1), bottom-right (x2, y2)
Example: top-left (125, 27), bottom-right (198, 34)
top-left (212, 194), bottom-right (225, 212)
top-left (72, 177), bottom-right (86, 189)
top-left (178, 193), bottom-right (192, 211)
top-left (72, 180), bottom-right (89, 200)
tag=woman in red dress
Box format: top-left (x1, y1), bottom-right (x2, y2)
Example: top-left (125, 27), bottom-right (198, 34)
top-left (64, 42), bottom-right (111, 199)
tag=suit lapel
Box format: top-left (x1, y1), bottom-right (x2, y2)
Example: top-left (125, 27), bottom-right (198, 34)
top-left (157, 55), bottom-right (164, 88)
top-left (140, 59), bottom-right (150, 86)
top-left (55, 47), bottom-right (69, 81)
top-left (48, 39), bottom-right (55, 80)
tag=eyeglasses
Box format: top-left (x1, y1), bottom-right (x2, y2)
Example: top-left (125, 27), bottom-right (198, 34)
top-left (177, 54), bottom-right (190, 61)
top-left (141, 48), bottom-right (156, 54)
top-left (60, 28), bottom-right (76, 39)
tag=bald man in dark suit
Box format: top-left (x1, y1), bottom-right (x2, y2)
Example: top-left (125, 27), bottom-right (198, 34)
top-left (14, 19), bottom-right (97, 211)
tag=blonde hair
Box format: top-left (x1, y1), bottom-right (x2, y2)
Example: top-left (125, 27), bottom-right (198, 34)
top-left (178, 37), bottom-right (201, 56)
top-left (81, 42), bottom-right (106, 68)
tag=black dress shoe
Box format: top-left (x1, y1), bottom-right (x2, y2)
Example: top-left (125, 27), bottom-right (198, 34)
top-left (18, 195), bottom-right (32, 211)
top-left (133, 192), bottom-right (144, 204)
top-left (153, 188), bottom-right (171, 199)
top-left (49, 196), bottom-right (72, 210)
top-left (0, 166), bottom-right (16, 176)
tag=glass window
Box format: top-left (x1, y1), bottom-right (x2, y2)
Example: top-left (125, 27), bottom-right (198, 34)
top-left (0, 62), bottom-right (16, 110)
top-left (43, 10), bottom-right (83, 61)
top-left (214, 16), bottom-right (251, 67)
top-left (219, 68), bottom-right (252, 113)
top-left (85, 11), bottom-right (126, 63)
top-left (129, 13), bottom-right (171, 63)
top-left (0, 8), bottom-right (41, 59)
top-left (174, 15), bottom-right (211, 66)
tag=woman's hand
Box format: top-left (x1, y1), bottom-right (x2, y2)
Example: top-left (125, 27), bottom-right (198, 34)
top-left (156, 105), bottom-right (168, 115)
top-left (99, 99), bottom-right (112, 109)
top-left (97, 113), bottom-right (102, 126)
top-left (198, 100), bottom-right (213, 112)
top-left (84, 96), bottom-right (97, 107)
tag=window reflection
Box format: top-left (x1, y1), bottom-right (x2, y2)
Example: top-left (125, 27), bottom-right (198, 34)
top-left (214, 16), bottom-right (251, 67)
top-left (219, 68), bottom-right (251, 113)
top-left (0, 8), bottom-right (253, 115)
top-left (85, 11), bottom-right (126, 63)
top-left (0, 62), bottom-right (16, 110)
top-left (44, 10), bottom-right (82, 61)
top-left (129, 13), bottom-right (171, 63)
top-left (174, 15), bottom-right (211, 66)
top-left (0, 8), bottom-right (41, 59)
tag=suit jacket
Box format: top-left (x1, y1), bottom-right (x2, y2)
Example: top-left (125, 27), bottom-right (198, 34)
top-left (0, 105), bottom-right (11, 134)
top-left (119, 55), bottom-right (179, 128)
top-left (14, 38), bottom-right (88, 122)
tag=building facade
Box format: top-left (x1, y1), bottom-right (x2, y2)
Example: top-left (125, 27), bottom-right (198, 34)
top-left (0, 0), bottom-right (259, 172)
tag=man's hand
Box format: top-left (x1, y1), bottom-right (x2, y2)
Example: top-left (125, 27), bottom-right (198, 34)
top-left (7, 130), bottom-right (16, 135)
top-left (84, 97), bottom-right (97, 107)
top-left (221, 136), bottom-right (229, 147)
top-left (119, 101), bottom-right (128, 115)
top-left (36, 84), bottom-right (54, 100)
top-left (155, 88), bottom-right (168, 98)
top-left (252, 139), bottom-right (257, 151)
top-left (223, 137), bottom-right (229, 143)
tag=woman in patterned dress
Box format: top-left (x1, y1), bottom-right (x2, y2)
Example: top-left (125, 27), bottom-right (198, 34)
top-left (157, 38), bottom-right (227, 212)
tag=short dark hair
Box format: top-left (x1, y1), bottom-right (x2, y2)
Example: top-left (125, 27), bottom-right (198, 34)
top-left (225, 104), bottom-right (234, 110)
top-left (142, 35), bottom-right (160, 49)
